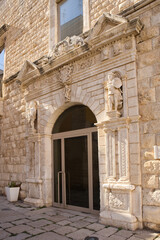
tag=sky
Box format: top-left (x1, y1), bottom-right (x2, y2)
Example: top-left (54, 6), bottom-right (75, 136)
top-left (60, 0), bottom-right (83, 25)
top-left (0, 50), bottom-right (4, 70)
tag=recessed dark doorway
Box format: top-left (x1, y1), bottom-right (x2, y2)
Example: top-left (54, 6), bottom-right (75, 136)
top-left (52, 105), bottom-right (100, 213)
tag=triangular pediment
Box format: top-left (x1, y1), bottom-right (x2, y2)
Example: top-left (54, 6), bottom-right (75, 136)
top-left (17, 60), bottom-right (40, 82)
top-left (0, 24), bottom-right (10, 49)
top-left (86, 13), bottom-right (127, 41)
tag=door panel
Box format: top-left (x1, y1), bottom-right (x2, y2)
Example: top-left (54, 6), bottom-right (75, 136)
top-left (65, 136), bottom-right (89, 208)
top-left (53, 129), bottom-right (100, 213)
top-left (92, 132), bottom-right (100, 210)
top-left (53, 139), bottom-right (62, 204)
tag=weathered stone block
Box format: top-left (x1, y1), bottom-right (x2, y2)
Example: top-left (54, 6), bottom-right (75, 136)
top-left (143, 189), bottom-right (160, 206)
top-left (141, 134), bottom-right (155, 149)
top-left (143, 160), bottom-right (160, 174)
top-left (143, 175), bottom-right (159, 189)
top-left (137, 40), bottom-right (152, 53)
top-left (143, 206), bottom-right (160, 224)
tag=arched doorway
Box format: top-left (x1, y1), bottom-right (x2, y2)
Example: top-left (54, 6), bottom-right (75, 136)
top-left (52, 104), bottom-right (100, 213)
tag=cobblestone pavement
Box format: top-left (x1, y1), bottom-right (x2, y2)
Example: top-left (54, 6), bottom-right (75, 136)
top-left (0, 196), bottom-right (159, 240)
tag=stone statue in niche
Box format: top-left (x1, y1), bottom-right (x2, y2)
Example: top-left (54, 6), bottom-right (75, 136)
top-left (64, 82), bottom-right (71, 102)
top-left (104, 72), bottom-right (123, 118)
top-left (26, 101), bottom-right (38, 133)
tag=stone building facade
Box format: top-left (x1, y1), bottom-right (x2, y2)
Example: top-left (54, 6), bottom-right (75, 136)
top-left (0, 0), bottom-right (160, 231)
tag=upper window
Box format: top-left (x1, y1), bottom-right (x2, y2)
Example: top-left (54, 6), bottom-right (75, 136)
top-left (58, 0), bottom-right (83, 41)
top-left (0, 49), bottom-right (4, 97)
top-left (0, 49), bottom-right (4, 71)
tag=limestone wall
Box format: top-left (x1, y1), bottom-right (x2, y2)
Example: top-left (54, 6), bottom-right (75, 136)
top-left (90, 0), bottom-right (141, 26)
top-left (0, 81), bottom-right (27, 198)
top-left (135, 2), bottom-right (160, 231)
top-left (0, 0), bottom-right (49, 79)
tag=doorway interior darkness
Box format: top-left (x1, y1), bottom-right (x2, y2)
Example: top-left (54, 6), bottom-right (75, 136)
top-left (52, 105), bottom-right (100, 213)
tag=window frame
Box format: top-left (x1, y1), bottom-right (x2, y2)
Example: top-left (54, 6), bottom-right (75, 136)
top-left (49, 0), bottom-right (90, 51)
top-left (0, 47), bottom-right (5, 98)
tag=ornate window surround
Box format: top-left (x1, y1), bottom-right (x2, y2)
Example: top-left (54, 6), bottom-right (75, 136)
top-left (49, 0), bottom-right (90, 51)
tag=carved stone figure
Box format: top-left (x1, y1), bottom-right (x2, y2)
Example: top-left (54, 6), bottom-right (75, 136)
top-left (104, 72), bottom-right (123, 112)
top-left (26, 101), bottom-right (37, 133)
top-left (59, 64), bottom-right (73, 102)
top-left (64, 83), bottom-right (71, 102)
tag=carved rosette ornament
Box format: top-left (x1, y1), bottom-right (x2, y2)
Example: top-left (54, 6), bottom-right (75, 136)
top-left (104, 71), bottom-right (123, 119)
top-left (59, 64), bottom-right (73, 102)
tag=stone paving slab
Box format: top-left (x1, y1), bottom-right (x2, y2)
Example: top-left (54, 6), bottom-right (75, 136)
top-left (7, 224), bottom-right (34, 234)
top-left (26, 219), bottom-right (52, 228)
top-left (86, 223), bottom-right (105, 231)
top-left (70, 220), bottom-right (91, 228)
top-left (0, 223), bottom-right (14, 229)
top-left (0, 196), bottom-right (159, 240)
top-left (96, 227), bottom-right (119, 237)
top-left (115, 229), bottom-right (134, 238)
top-left (28, 232), bottom-right (70, 240)
top-left (42, 223), bottom-right (61, 231)
top-left (67, 229), bottom-right (95, 239)
top-left (0, 229), bottom-right (11, 239)
top-left (54, 225), bottom-right (77, 235)
top-left (5, 233), bottom-right (31, 240)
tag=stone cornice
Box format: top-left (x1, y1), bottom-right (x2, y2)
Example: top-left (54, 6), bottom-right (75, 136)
top-left (86, 18), bottom-right (142, 48)
top-left (96, 115), bottom-right (141, 131)
top-left (103, 183), bottom-right (135, 191)
top-left (120, 0), bottom-right (157, 17)
top-left (4, 17), bottom-right (143, 86)
top-left (25, 50), bottom-right (136, 102)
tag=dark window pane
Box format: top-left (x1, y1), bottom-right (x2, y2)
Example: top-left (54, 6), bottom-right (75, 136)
top-left (65, 136), bottom-right (89, 208)
top-left (53, 139), bottom-right (62, 203)
top-left (92, 132), bottom-right (100, 210)
top-left (59, 0), bottom-right (83, 40)
top-left (52, 105), bottom-right (97, 133)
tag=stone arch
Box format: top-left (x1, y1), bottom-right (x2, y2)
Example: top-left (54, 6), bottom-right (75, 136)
top-left (41, 100), bottom-right (101, 206)
top-left (44, 86), bottom-right (104, 135)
